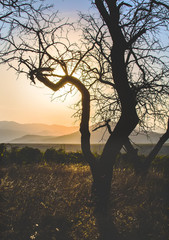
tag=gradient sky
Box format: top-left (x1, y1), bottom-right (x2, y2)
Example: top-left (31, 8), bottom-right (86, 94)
top-left (0, 0), bottom-right (92, 126)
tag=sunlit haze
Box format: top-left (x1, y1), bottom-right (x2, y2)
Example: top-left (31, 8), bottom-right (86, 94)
top-left (0, 0), bottom-right (91, 126)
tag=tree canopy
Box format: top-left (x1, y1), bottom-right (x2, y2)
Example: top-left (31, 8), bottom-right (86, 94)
top-left (79, 0), bottom-right (169, 131)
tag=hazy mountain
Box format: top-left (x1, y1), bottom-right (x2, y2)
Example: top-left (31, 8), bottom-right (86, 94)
top-left (10, 126), bottom-right (168, 144)
top-left (11, 132), bottom-right (80, 143)
top-left (1, 120), bottom-right (168, 144)
top-left (0, 129), bottom-right (28, 143)
top-left (0, 121), bottom-right (78, 143)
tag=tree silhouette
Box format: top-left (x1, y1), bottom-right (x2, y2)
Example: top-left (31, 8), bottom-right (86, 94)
top-left (0, 0), bottom-right (169, 210)
top-left (79, 0), bottom-right (169, 176)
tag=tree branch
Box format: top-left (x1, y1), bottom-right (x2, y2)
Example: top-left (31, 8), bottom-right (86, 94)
top-left (118, 2), bottom-right (132, 10)
top-left (127, 28), bottom-right (146, 48)
top-left (95, 0), bottom-right (111, 26)
top-left (152, 0), bottom-right (169, 10)
top-left (144, 117), bottom-right (169, 171)
top-left (32, 70), bottom-right (95, 166)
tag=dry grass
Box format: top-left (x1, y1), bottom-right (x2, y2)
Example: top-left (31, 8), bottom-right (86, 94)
top-left (0, 163), bottom-right (168, 240)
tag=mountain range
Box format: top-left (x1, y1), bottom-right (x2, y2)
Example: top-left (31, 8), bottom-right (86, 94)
top-left (0, 121), bottom-right (168, 145)
top-left (0, 121), bottom-right (78, 143)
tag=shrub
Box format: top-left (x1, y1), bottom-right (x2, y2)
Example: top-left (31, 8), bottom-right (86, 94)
top-left (0, 143), bottom-right (6, 159)
top-left (152, 155), bottom-right (169, 178)
top-left (44, 148), bottom-right (65, 163)
top-left (16, 147), bottom-right (42, 164)
top-left (0, 143), bottom-right (9, 164)
top-left (44, 149), bottom-right (86, 164)
top-left (8, 146), bottom-right (19, 164)
top-left (65, 152), bottom-right (85, 164)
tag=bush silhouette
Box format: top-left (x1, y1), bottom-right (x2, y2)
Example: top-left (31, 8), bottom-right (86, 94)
top-left (8, 146), bottom-right (19, 164)
top-left (44, 148), bottom-right (86, 164)
top-left (44, 148), bottom-right (65, 163)
top-left (17, 147), bottom-right (42, 164)
top-left (65, 152), bottom-right (85, 164)
top-left (152, 155), bottom-right (169, 178)
top-left (0, 143), bottom-right (8, 164)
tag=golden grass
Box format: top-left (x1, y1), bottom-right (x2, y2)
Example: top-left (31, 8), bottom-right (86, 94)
top-left (0, 163), bottom-right (168, 240)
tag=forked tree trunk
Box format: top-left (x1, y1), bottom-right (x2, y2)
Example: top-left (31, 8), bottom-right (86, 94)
top-left (90, 112), bottom-right (139, 210)
top-left (88, 0), bottom-right (140, 209)
top-left (36, 67), bottom-right (139, 211)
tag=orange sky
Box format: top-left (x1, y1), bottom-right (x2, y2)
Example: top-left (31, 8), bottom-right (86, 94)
top-left (0, 0), bottom-right (92, 126)
top-left (0, 65), bottom-right (81, 126)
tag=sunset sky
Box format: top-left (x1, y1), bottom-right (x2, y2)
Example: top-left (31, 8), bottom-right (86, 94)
top-left (0, 0), bottom-right (92, 126)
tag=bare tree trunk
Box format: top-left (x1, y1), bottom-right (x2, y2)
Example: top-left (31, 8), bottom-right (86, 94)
top-left (91, 112), bottom-right (139, 210)
top-left (90, 0), bottom-right (139, 210)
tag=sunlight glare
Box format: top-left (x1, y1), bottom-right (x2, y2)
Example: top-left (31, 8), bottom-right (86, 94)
top-left (51, 66), bottom-right (82, 101)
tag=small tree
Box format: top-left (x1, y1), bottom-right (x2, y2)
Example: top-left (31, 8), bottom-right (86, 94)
top-left (0, 0), bottom-right (169, 210)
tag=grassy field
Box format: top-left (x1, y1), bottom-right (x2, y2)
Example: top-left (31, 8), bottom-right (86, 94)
top-left (0, 145), bottom-right (169, 239)
top-left (0, 161), bottom-right (169, 240)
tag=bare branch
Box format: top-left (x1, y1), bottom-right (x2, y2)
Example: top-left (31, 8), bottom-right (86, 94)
top-left (152, 0), bottom-right (169, 10)
top-left (127, 28), bottom-right (146, 47)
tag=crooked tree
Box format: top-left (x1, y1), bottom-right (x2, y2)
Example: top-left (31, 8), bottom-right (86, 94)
top-left (0, 0), bottom-right (169, 209)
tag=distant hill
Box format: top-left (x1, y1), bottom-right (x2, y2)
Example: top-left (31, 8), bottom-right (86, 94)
top-left (0, 121), bottom-right (78, 143)
top-left (11, 132), bottom-right (80, 144)
top-left (10, 125), bottom-right (168, 145)
top-left (1, 120), bottom-right (168, 144)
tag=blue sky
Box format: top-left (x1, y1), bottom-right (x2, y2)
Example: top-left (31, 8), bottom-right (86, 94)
top-left (49, 0), bottom-right (92, 15)
top-left (53, 0), bottom-right (91, 11)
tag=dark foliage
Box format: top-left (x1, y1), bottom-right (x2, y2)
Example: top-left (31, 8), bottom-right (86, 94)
top-left (152, 155), bottom-right (169, 178)
top-left (0, 145), bottom-right (42, 165)
top-left (44, 148), bottom-right (65, 163)
top-left (17, 147), bottom-right (42, 164)
top-left (0, 145), bottom-right (87, 166)
top-left (0, 143), bottom-right (7, 161)
top-left (0, 145), bottom-right (169, 177)
top-left (44, 148), bottom-right (86, 164)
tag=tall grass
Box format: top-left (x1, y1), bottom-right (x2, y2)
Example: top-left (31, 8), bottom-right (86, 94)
top-left (0, 144), bottom-right (168, 239)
